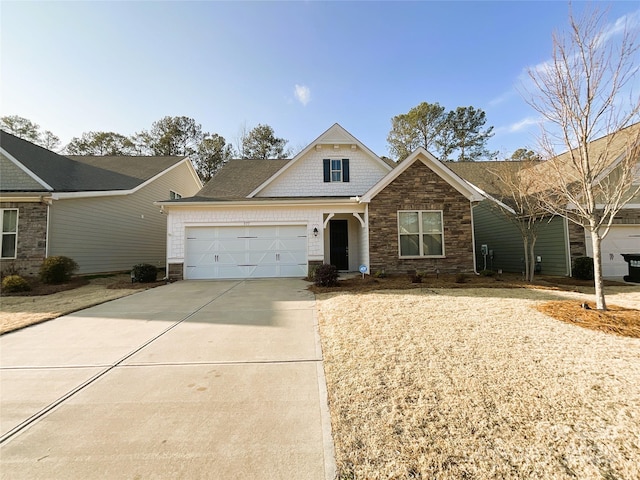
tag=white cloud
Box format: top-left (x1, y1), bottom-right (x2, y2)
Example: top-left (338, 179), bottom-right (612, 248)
top-left (294, 84), bottom-right (311, 106)
top-left (494, 116), bottom-right (541, 135)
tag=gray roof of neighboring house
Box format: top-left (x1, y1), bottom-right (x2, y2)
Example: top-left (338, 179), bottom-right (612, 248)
top-left (195, 159), bottom-right (291, 199)
top-left (67, 155), bottom-right (187, 182)
top-left (447, 161), bottom-right (525, 197)
top-left (1, 130), bottom-right (185, 192)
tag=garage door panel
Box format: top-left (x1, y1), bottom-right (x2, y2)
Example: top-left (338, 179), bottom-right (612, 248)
top-left (185, 226), bottom-right (308, 279)
top-left (586, 226), bottom-right (640, 277)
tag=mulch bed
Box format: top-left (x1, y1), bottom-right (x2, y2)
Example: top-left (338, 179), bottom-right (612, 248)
top-left (536, 301), bottom-right (640, 338)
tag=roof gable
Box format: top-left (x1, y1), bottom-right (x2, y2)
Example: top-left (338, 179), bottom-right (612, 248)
top-left (361, 147), bottom-right (484, 203)
top-left (248, 123), bottom-right (392, 197)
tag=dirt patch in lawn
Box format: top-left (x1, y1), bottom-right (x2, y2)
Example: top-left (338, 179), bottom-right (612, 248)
top-left (1, 274), bottom-right (165, 334)
top-left (317, 288), bottom-right (640, 479)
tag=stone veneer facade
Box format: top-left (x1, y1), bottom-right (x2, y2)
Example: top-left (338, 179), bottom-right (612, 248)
top-left (0, 201), bottom-right (48, 277)
top-left (368, 161), bottom-right (475, 274)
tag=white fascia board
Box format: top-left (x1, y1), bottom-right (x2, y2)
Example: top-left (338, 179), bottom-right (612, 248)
top-left (0, 147), bottom-right (54, 191)
top-left (0, 194), bottom-right (52, 203)
top-left (155, 198), bottom-right (361, 209)
top-left (247, 123), bottom-right (392, 198)
top-left (360, 148), bottom-right (484, 203)
top-left (51, 158), bottom-right (200, 200)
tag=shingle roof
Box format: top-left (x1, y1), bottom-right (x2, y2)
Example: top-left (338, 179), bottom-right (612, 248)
top-left (67, 155), bottom-right (186, 182)
top-left (527, 122), bottom-right (640, 193)
top-left (1, 130), bottom-right (186, 192)
top-left (196, 159), bottom-right (290, 199)
top-left (448, 161), bottom-right (528, 198)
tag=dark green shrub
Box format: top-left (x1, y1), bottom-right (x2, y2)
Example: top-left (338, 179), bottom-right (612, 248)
top-left (132, 263), bottom-right (158, 283)
top-left (2, 274), bottom-right (31, 293)
top-left (479, 269), bottom-right (496, 277)
top-left (39, 256), bottom-right (78, 284)
top-left (573, 256), bottom-right (594, 280)
top-left (314, 264), bottom-right (339, 287)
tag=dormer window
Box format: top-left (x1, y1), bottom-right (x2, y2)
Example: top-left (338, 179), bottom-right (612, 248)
top-left (323, 158), bottom-right (350, 183)
top-left (170, 190), bottom-right (182, 200)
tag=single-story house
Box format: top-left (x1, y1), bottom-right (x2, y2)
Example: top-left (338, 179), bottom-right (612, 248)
top-left (449, 123), bottom-right (640, 278)
top-left (157, 124), bottom-right (484, 280)
top-left (0, 130), bottom-right (203, 276)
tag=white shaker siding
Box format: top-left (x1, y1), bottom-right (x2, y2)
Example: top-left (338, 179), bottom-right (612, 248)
top-left (48, 162), bottom-right (200, 274)
top-left (257, 145), bottom-right (388, 197)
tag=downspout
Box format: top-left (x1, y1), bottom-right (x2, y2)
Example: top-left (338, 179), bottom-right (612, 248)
top-left (42, 196), bottom-right (52, 257)
top-left (563, 216), bottom-right (572, 277)
top-left (470, 201), bottom-right (479, 275)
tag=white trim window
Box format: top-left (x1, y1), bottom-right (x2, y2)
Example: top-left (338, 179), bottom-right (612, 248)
top-left (323, 158), bottom-right (350, 183)
top-left (1, 208), bottom-right (18, 259)
top-left (398, 210), bottom-right (444, 257)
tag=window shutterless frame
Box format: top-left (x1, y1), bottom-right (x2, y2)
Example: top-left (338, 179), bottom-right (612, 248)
top-left (1, 208), bottom-right (18, 259)
top-left (397, 210), bottom-right (445, 258)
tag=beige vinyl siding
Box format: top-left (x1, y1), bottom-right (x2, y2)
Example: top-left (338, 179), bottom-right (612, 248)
top-left (48, 162), bottom-right (199, 274)
top-left (0, 153), bottom-right (45, 190)
top-left (473, 201), bottom-right (570, 276)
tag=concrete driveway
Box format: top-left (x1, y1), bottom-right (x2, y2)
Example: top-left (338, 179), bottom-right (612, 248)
top-left (0, 279), bottom-right (335, 479)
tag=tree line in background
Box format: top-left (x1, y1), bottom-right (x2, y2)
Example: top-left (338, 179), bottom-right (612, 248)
top-left (2, 102), bottom-right (529, 184)
top-left (0, 115), bottom-right (290, 181)
top-left (387, 102), bottom-right (498, 162)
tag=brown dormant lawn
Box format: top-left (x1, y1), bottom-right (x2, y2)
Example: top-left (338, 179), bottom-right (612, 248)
top-left (317, 285), bottom-right (640, 479)
top-left (0, 275), bottom-right (161, 334)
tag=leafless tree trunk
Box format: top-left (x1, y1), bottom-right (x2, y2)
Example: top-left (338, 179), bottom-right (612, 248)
top-left (486, 161), bottom-right (548, 283)
top-left (525, 6), bottom-right (640, 310)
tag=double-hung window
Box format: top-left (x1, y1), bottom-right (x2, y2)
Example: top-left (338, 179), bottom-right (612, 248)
top-left (398, 210), bottom-right (444, 257)
top-left (323, 158), bottom-right (350, 183)
top-left (169, 190), bottom-right (182, 200)
top-left (1, 209), bottom-right (18, 259)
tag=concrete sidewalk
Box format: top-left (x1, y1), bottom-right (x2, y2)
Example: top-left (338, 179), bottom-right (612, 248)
top-left (0, 279), bottom-right (335, 479)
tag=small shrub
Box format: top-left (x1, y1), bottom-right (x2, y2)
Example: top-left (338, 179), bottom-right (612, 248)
top-left (39, 256), bottom-right (78, 284)
top-left (455, 273), bottom-right (468, 284)
top-left (306, 264), bottom-right (319, 282)
top-left (2, 274), bottom-right (31, 293)
top-left (132, 263), bottom-right (158, 283)
top-left (314, 264), bottom-right (339, 287)
top-left (573, 256), bottom-right (594, 280)
top-left (411, 272), bottom-right (423, 283)
top-left (373, 269), bottom-right (386, 278)
top-left (479, 269), bottom-right (496, 277)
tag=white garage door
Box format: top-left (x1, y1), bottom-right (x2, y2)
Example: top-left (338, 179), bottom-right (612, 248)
top-left (185, 225), bottom-right (308, 279)
top-left (585, 225), bottom-right (640, 277)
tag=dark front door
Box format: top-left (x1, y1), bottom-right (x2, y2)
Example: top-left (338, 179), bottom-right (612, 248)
top-left (329, 219), bottom-right (349, 270)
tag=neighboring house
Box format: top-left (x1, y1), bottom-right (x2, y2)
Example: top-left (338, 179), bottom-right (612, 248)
top-left (157, 124), bottom-right (483, 280)
top-left (448, 162), bottom-right (574, 276)
top-left (0, 130), bottom-right (202, 276)
top-left (450, 123), bottom-right (640, 278)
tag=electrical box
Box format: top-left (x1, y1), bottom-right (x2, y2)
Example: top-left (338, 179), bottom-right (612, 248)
top-left (481, 244), bottom-right (488, 256)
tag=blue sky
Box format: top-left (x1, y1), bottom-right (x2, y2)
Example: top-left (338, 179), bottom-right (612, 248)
top-left (1, 1), bottom-right (639, 158)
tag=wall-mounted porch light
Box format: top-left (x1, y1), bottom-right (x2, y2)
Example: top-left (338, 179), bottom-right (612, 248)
top-left (313, 227), bottom-right (319, 237)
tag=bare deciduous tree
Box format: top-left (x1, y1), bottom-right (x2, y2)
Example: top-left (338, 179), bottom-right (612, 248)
top-left (487, 161), bottom-right (549, 283)
top-left (525, 6), bottom-right (640, 310)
